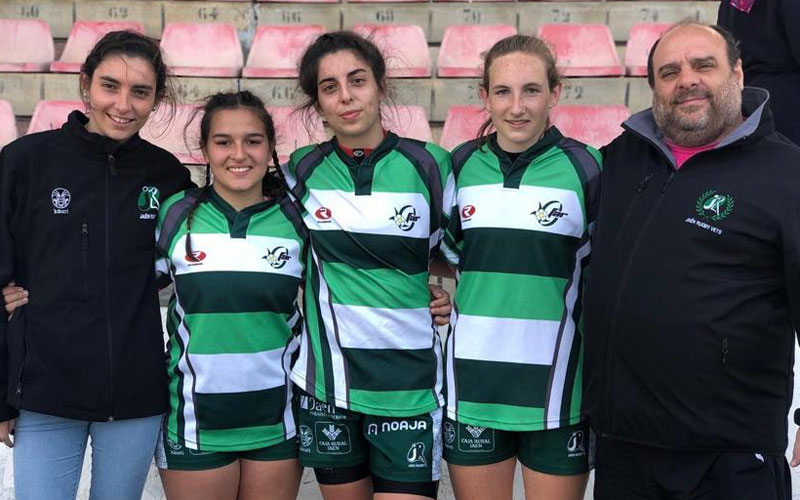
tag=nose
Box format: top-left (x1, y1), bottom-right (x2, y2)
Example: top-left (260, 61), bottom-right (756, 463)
top-left (676, 66), bottom-right (700, 89)
top-left (114, 90), bottom-right (133, 113)
top-left (231, 141), bottom-right (247, 161)
top-left (510, 91), bottom-right (524, 115)
top-left (339, 84), bottom-right (353, 104)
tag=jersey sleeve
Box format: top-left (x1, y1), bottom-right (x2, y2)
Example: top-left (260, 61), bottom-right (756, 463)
top-left (154, 190), bottom-right (195, 287)
top-left (424, 143), bottom-right (454, 248)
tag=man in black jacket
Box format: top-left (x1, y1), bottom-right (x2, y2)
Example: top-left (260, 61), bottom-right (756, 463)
top-left (584, 21), bottom-right (800, 499)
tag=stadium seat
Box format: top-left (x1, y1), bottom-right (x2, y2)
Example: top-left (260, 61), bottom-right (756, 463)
top-left (266, 106), bottom-right (325, 163)
top-left (625, 23), bottom-right (672, 77)
top-left (537, 24), bottom-right (623, 77)
top-left (0, 19), bottom-right (54, 72)
top-left (383, 105), bottom-right (432, 142)
top-left (0, 100), bottom-right (17, 150)
top-left (439, 105), bottom-right (488, 151)
top-left (160, 23), bottom-right (243, 77)
top-left (256, 0), bottom-right (337, 3)
top-left (353, 24), bottom-right (430, 78)
top-left (243, 25), bottom-right (325, 78)
top-left (27, 100), bottom-right (83, 135)
top-left (349, 0), bottom-right (425, 4)
top-left (550, 105), bottom-right (630, 148)
top-left (140, 104), bottom-right (204, 164)
top-left (51, 21), bottom-right (145, 73)
top-left (437, 25), bottom-right (517, 78)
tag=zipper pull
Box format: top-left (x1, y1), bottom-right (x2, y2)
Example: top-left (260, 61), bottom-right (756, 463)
top-left (636, 173), bottom-right (654, 193)
top-left (81, 223), bottom-right (89, 250)
top-left (660, 171), bottom-right (675, 193)
top-left (721, 338), bottom-right (729, 363)
top-left (107, 153), bottom-right (116, 175)
top-left (15, 382), bottom-right (22, 395)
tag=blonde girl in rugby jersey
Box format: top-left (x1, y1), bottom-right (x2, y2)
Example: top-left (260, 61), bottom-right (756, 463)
top-left (439, 35), bottom-right (601, 500)
top-left (284, 31), bottom-right (453, 500)
top-left (153, 91), bottom-right (305, 500)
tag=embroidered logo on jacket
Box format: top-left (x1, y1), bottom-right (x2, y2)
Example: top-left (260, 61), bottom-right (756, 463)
top-left (695, 190), bottom-right (734, 222)
top-left (138, 186), bottom-right (160, 219)
top-left (51, 188), bottom-right (71, 214)
top-left (263, 246), bottom-right (291, 269)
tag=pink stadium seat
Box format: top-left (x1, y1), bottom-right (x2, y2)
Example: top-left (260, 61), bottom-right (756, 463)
top-left (383, 106), bottom-right (432, 142)
top-left (625, 23), bottom-right (672, 77)
top-left (538, 24), bottom-right (623, 77)
top-left (243, 25), bottom-right (324, 78)
top-left (140, 104), bottom-right (204, 164)
top-left (439, 105), bottom-right (488, 151)
top-left (160, 23), bottom-right (243, 77)
top-left (0, 20), bottom-right (54, 72)
top-left (51, 21), bottom-right (145, 73)
top-left (349, 0), bottom-right (424, 4)
top-left (438, 25), bottom-right (517, 78)
top-left (0, 100), bottom-right (17, 150)
top-left (266, 106), bottom-right (325, 163)
top-left (27, 101), bottom-right (83, 135)
top-left (353, 24), bottom-right (430, 78)
top-left (551, 105), bottom-right (630, 148)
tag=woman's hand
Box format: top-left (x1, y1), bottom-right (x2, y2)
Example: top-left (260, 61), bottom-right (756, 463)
top-left (2, 281), bottom-right (28, 318)
top-left (0, 419), bottom-right (15, 447)
top-left (428, 284), bottom-right (452, 326)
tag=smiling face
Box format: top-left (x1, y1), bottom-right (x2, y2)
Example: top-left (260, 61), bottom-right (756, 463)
top-left (315, 50), bottom-right (385, 149)
top-left (203, 107), bottom-right (271, 210)
top-left (81, 54), bottom-right (158, 141)
top-left (480, 51), bottom-right (561, 153)
top-left (651, 24), bottom-right (744, 147)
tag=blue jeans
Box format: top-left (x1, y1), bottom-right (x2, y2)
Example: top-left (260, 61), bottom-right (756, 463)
top-left (13, 410), bottom-right (162, 500)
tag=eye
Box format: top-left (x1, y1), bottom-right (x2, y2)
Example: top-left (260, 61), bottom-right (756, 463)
top-left (351, 77), bottom-right (366, 86)
top-left (214, 140), bottom-right (230, 147)
top-left (321, 83), bottom-right (337, 94)
top-left (524, 87), bottom-right (540, 95)
top-left (101, 82), bottom-right (116, 91)
top-left (132, 88), bottom-right (151, 98)
top-left (247, 138), bottom-right (264, 145)
top-left (493, 89), bottom-right (509, 96)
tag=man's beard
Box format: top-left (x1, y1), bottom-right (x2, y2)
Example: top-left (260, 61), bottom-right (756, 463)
top-left (653, 77), bottom-right (742, 147)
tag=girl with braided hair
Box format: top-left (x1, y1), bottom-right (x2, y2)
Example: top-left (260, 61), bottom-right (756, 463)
top-left (153, 91), bottom-right (305, 500)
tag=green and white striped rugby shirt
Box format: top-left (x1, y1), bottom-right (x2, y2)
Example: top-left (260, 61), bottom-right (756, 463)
top-left (156, 188), bottom-right (307, 451)
top-left (284, 132), bottom-right (454, 417)
top-left (442, 129), bottom-right (601, 431)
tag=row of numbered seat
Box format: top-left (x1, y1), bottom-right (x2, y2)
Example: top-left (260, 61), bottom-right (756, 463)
top-left (0, 99), bottom-right (630, 158)
top-left (0, 19), bottom-right (671, 78)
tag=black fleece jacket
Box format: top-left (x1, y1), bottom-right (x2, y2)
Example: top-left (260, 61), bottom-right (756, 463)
top-left (584, 88), bottom-right (800, 454)
top-left (0, 111), bottom-right (192, 421)
top-left (718, 0), bottom-right (800, 144)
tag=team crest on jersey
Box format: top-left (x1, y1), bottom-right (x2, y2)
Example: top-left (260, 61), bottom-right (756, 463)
top-left (567, 430), bottom-right (586, 457)
top-left (406, 442), bottom-right (427, 467)
top-left (51, 188), bottom-right (71, 214)
top-left (533, 201), bottom-right (568, 226)
top-left (390, 205), bottom-right (420, 231)
top-left (263, 246), bottom-right (291, 269)
top-left (138, 186), bottom-right (160, 219)
top-left (695, 190), bottom-right (734, 222)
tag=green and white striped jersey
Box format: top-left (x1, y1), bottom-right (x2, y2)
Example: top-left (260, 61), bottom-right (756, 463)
top-left (155, 187), bottom-right (307, 451)
top-left (284, 132), bottom-right (454, 417)
top-left (441, 129), bottom-right (601, 431)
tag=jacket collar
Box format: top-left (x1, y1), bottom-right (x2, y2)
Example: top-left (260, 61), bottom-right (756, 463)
top-left (63, 110), bottom-right (144, 158)
top-left (622, 87), bottom-right (774, 166)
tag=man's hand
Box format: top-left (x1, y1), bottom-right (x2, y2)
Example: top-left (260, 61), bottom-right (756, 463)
top-left (2, 281), bottom-right (28, 317)
top-left (791, 427), bottom-right (800, 467)
top-left (0, 419), bottom-right (15, 448)
top-left (429, 284), bottom-right (452, 326)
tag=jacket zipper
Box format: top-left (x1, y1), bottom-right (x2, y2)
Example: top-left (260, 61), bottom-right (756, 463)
top-left (602, 170), bottom-right (675, 435)
top-left (81, 222), bottom-right (89, 295)
top-left (105, 153), bottom-right (115, 421)
top-left (614, 172), bottom-right (654, 243)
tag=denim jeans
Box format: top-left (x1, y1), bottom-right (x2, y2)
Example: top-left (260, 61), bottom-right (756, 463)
top-left (13, 410), bottom-right (162, 500)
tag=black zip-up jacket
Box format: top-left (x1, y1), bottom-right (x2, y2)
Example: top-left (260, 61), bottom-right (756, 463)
top-left (0, 111), bottom-right (192, 422)
top-left (584, 88), bottom-right (800, 454)
top-left (718, 0), bottom-right (800, 144)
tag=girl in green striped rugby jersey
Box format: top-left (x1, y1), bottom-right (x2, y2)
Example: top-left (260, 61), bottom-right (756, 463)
top-left (284, 31), bottom-right (453, 500)
top-left (439, 35), bottom-right (601, 500)
top-left (153, 91), bottom-right (305, 500)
